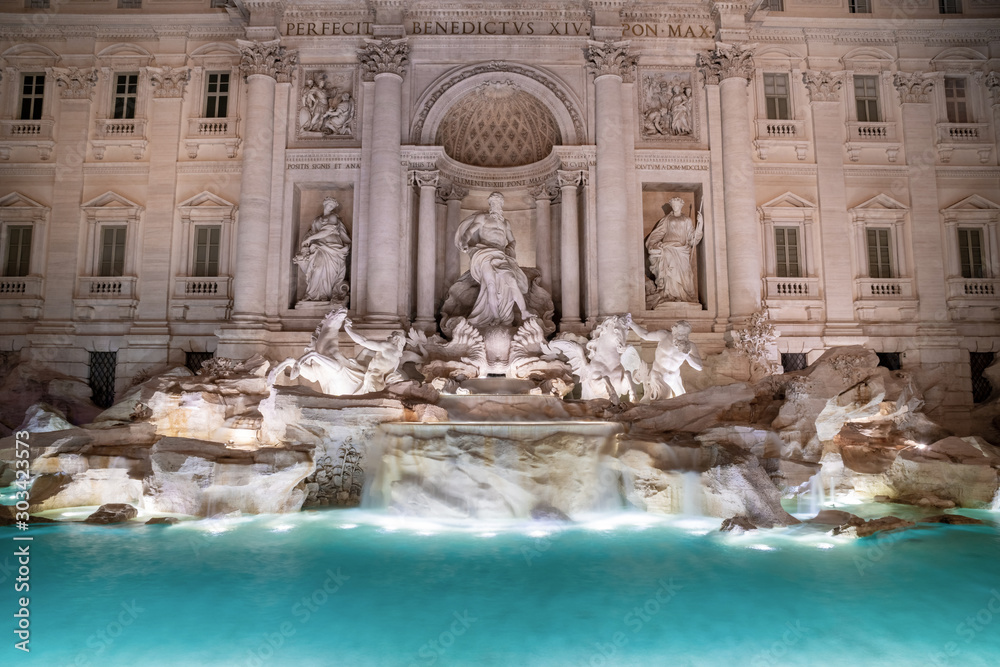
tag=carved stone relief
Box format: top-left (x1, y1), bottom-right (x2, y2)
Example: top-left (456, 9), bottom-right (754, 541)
top-left (298, 68), bottom-right (357, 138)
top-left (640, 71), bottom-right (696, 140)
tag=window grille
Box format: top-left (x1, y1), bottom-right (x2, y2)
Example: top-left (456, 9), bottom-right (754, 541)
top-left (971, 352), bottom-right (995, 404)
top-left (781, 353), bottom-right (807, 372)
top-left (89, 351), bottom-right (117, 409)
top-left (876, 352), bottom-right (901, 371)
top-left (185, 351), bottom-right (214, 374)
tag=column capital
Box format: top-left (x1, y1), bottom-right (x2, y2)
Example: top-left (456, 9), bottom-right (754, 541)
top-left (557, 169), bottom-right (587, 188)
top-left (237, 39), bottom-right (298, 82)
top-left (52, 67), bottom-right (98, 100)
top-left (149, 66), bottom-right (190, 99)
top-left (436, 180), bottom-right (468, 202)
top-left (358, 38), bottom-right (410, 81)
top-left (529, 181), bottom-right (560, 201)
top-left (697, 42), bottom-right (755, 85)
top-left (984, 71), bottom-right (1000, 107)
top-left (584, 40), bottom-right (637, 82)
top-left (802, 70), bottom-right (844, 103)
top-left (893, 71), bottom-right (934, 104)
top-left (409, 169), bottom-right (439, 189)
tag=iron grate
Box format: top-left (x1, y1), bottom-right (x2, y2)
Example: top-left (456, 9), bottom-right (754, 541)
top-left (185, 351), bottom-right (215, 374)
top-left (781, 353), bottom-right (807, 372)
top-left (876, 352), bottom-right (902, 371)
top-left (89, 351), bottom-right (117, 409)
top-left (971, 352), bottom-right (995, 404)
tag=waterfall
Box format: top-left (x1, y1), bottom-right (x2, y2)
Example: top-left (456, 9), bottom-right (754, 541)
top-left (681, 471), bottom-right (703, 516)
top-left (828, 473), bottom-right (836, 508)
top-left (991, 487), bottom-right (1000, 512)
top-left (807, 473), bottom-right (825, 516)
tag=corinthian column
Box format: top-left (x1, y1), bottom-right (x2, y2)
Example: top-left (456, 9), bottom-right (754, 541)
top-left (529, 180), bottom-right (559, 293)
top-left (436, 181), bottom-right (467, 293)
top-left (586, 40), bottom-right (638, 316)
top-left (698, 43), bottom-right (762, 322)
top-left (358, 37), bottom-right (409, 325)
top-left (411, 170), bottom-right (439, 331)
top-left (558, 170), bottom-right (585, 326)
top-left (985, 72), bottom-right (1000, 161)
top-left (232, 39), bottom-right (296, 324)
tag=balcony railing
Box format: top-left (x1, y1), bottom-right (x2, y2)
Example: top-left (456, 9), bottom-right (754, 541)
top-left (95, 118), bottom-right (146, 140)
top-left (0, 276), bottom-right (43, 299)
top-left (765, 276), bottom-right (820, 299)
top-left (185, 117), bottom-right (240, 158)
top-left (937, 123), bottom-right (988, 143)
top-left (756, 119), bottom-right (804, 139)
top-left (174, 276), bottom-right (231, 298)
top-left (846, 121), bottom-right (897, 142)
top-left (857, 278), bottom-right (913, 299)
top-left (948, 278), bottom-right (998, 299)
top-left (1, 119), bottom-right (54, 140)
top-left (77, 276), bottom-right (137, 299)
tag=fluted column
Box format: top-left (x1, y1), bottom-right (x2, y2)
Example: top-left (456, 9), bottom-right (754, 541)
top-left (986, 72), bottom-right (1000, 158)
top-left (802, 71), bottom-right (859, 335)
top-left (698, 43), bottom-right (762, 322)
top-left (558, 170), bottom-right (585, 326)
top-left (529, 180), bottom-right (559, 292)
top-left (411, 170), bottom-right (439, 331)
top-left (437, 181), bottom-right (468, 292)
top-left (358, 37), bottom-right (409, 325)
top-left (586, 40), bottom-right (638, 316)
top-left (232, 39), bottom-right (296, 324)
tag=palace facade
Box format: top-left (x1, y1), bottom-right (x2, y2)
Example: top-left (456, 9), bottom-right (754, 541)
top-left (0, 0), bottom-right (998, 429)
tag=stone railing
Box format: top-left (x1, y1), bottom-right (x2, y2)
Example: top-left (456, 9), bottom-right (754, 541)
top-left (857, 278), bottom-right (913, 299)
top-left (948, 278), bottom-right (998, 299)
top-left (0, 276), bottom-right (42, 299)
top-left (185, 117), bottom-right (240, 158)
top-left (174, 276), bottom-right (231, 298)
top-left (765, 276), bottom-right (820, 299)
top-left (846, 121), bottom-right (897, 142)
top-left (95, 118), bottom-right (146, 139)
top-left (937, 123), bottom-right (988, 143)
top-left (756, 118), bottom-right (804, 139)
top-left (1, 119), bottom-right (54, 140)
top-left (77, 276), bottom-right (136, 298)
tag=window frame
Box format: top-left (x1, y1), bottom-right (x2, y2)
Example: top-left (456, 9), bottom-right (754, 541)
top-left (957, 227), bottom-right (986, 279)
top-left (773, 226), bottom-right (802, 278)
top-left (848, 0), bottom-right (872, 13)
top-left (939, 0), bottom-right (962, 14)
top-left (19, 72), bottom-right (46, 121)
top-left (203, 71), bottom-right (231, 119)
top-left (866, 227), bottom-right (894, 279)
top-left (943, 76), bottom-right (970, 124)
top-left (3, 224), bottom-right (33, 277)
top-left (192, 224), bottom-right (222, 277)
top-left (112, 72), bottom-right (139, 120)
top-left (853, 74), bottom-right (881, 123)
top-left (763, 72), bottom-right (791, 121)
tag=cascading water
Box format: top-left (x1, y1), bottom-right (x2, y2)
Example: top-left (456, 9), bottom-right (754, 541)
top-left (807, 472), bottom-right (825, 515)
top-left (991, 487), bottom-right (1000, 511)
top-left (681, 471), bottom-right (703, 516)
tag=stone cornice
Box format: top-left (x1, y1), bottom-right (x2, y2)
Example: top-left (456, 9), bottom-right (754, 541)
top-left (357, 37), bottom-right (409, 80)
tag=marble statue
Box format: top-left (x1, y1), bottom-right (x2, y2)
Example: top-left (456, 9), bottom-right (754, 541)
top-left (321, 92), bottom-right (354, 135)
top-left (293, 196), bottom-right (351, 304)
top-left (268, 308), bottom-right (405, 396)
top-left (455, 191), bottom-right (530, 328)
top-left (645, 197), bottom-right (703, 307)
top-left (300, 71), bottom-right (355, 136)
top-left (629, 319), bottom-right (703, 401)
top-left (550, 314), bottom-right (643, 403)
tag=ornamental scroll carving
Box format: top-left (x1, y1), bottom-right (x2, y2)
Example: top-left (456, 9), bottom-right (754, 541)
top-left (584, 40), bottom-right (638, 82)
top-left (53, 67), bottom-right (99, 99)
top-left (640, 72), bottom-right (694, 139)
top-left (696, 43), bottom-right (755, 84)
top-left (237, 39), bottom-right (298, 82)
top-left (893, 71), bottom-right (933, 104)
top-left (436, 180), bottom-right (468, 202)
top-left (299, 69), bottom-right (356, 137)
top-left (149, 67), bottom-right (190, 99)
top-left (358, 38), bottom-right (409, 81)
top-left (984, 71), bottom-right (1000, 106)
top-left (802, 70), bottom-right (844, 103)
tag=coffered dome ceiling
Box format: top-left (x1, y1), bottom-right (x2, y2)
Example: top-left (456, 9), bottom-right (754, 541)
top-left (435, 81), bottom-right (561, 168)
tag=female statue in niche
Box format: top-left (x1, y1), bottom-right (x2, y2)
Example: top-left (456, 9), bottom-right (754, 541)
top-left (645, 197), bottom-right (703, 306)
top-left (294, 196), bottom-right (351, 303)
top-left (454, 191), bottom-right (530, 327)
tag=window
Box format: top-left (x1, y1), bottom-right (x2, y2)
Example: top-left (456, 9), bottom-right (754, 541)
top-left (89, 351), bottom-right (117, 409)
top-left (876, 352), bottom-right (901, 371)
top-left (193, 225), bottom-right (221, 277)
top-left (849, 0), bottom-right (871, 13)
top-left (210, 0), bottom-right (229, 7)
top-left (958, 228), bottom-right (986, 279)
top-left (774, 227), bottom-right (801, 278)
top-left (99, 226), bottom-right (127, 277)
top-left (204, 72), bottom-right (230, 118)
top-left (19, 74), bottom-right (45, 121)
top-left (971, 352), bottom-right (995, 404)
top-left (4, 226), bottom-right (32, 277)
top-left (27, 0), bottom-right (50, 7)
top-left (766, 0), bottom-right (784, 9)
top-left (185, 351), bottom-right (214, 374)
top-left (853, 75), bottom-right (880, 122)
top-left (781, 353), bottom-right (807, 372)
top-left (118, 0), bottom-right (142, 8)
top-left (763, 73), bottom-right (790, 121)
top-left (944, 77), bottom-right (969, 123)
top-left (867, 228), bottom-right (893, 278)
top-left (939, 0), bottom-right (962, 13)
top-left (112, 73), bottom-right (138, 120)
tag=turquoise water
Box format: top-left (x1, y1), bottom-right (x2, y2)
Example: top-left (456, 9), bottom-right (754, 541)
top-left (3, 507), bottom-right (1000, 666)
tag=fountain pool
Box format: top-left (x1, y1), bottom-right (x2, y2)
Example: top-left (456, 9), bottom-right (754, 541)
top-left (4, 505), bottom-right (999, 666)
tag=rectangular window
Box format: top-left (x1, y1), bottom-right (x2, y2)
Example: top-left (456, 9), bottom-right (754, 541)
top-left (19, 73), bottom-right (45, 121)
top-left (767, 0), bottom-right (784, 10)
top-left (4, 226), bottom-right (32, 277)
top-left (763, 73), bottom-right (790, 121)
top-left (945, 77), bottom-right (969, 123)
top-left (118, 0), bottom-right (142, 8)
top-left (99, 226), bottom-right (127, 277)
top-left (939, 0), bottom-right (962, 13)
top-left (27, 1), bottom-right (50, 8)
top-left (774, 227), bottom-right (801, 278)
top-left (958, 228), bottom-right (986, 279)
top-left (781, 353), bottom-right (807, 372)
top-left (210, 0), bottom-right (229, 7)
top-left (849, 0), bottom-right (871, 13)
top-left (204, 72), bottom-right (230, 118)
top-left (866, 228), bottom-right (893, 279)
top-left (876, 352), bottom-right (902, 371)
top-left (112, 73), bottom-right (138, 120)
top-left (854, 75), bottom-right (880, 123)
top-left (89, 351), bottom-right (117, 409)
top-left (193, 225), bottom-right (221, 277)
top-left (971, 352), bottom-right (995, 404)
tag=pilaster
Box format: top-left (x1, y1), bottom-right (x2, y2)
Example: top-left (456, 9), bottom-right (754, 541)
top-left (411, 170), bottom-right (440, 331)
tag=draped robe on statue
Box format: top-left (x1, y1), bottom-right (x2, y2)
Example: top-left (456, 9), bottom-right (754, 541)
top-left (456, 209), bottom-right (529, 328)
top-left (646, 212), bottom-right (699, 303)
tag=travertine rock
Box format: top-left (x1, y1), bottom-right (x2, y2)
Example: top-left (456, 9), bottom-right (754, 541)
top-left (85, 503), bottom-right (138, 524)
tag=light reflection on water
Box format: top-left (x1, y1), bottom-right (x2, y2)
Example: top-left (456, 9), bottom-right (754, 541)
top-left (3, 506), bottom-right (999, 667)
